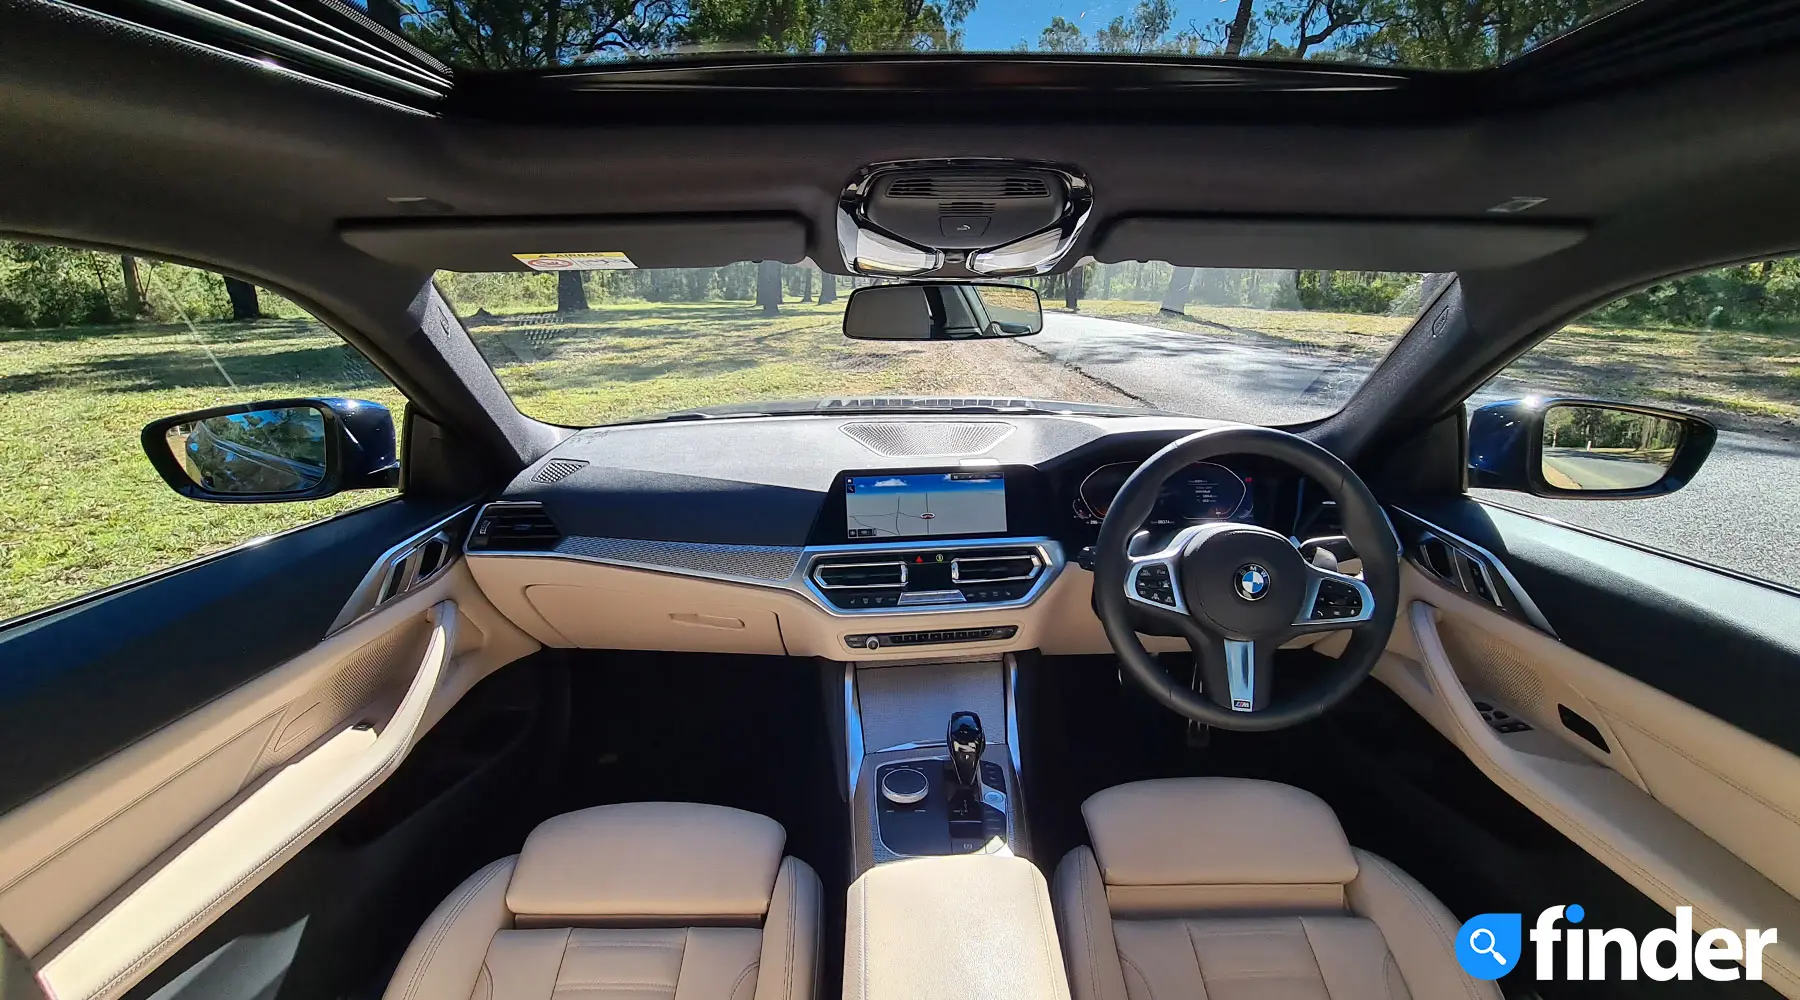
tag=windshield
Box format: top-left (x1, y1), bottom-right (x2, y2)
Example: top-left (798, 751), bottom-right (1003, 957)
top-left (440, 264), bottom-right (1438, 426)
top-left (373, 0), bottom-right (1624, 72)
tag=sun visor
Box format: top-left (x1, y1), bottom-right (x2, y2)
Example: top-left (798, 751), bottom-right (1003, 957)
top-left (1093, 216), bottom-right (1586, 271)
top-left (339, 214), bottom-right (809, 271)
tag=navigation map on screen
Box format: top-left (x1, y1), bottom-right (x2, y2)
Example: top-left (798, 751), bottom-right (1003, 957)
top-left (844, 472), bottom-right (1006, 538)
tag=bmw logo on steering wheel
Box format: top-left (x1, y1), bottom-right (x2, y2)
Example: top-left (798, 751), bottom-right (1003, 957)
top-left (1234, 563), bottom-right (1270, 601)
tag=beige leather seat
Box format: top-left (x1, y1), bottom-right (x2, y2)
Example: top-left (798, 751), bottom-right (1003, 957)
top-left (1052, 779), bottom-right (1500, 1000)
top-left (382, 802), bottom-right (822, 1000)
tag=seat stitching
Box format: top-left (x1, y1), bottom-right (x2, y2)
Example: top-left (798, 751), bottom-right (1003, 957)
top-left (1118, 956), bottom-right (1156, 1000)
top-left (557, 982), bottom-right (682, 989)
top-left (1605, 712), bottom-right (1800, 828)
top-left (730, 961), bottom-right (760, 1000)
top-left (550, 928), bottom-right (574, 1000)
top-left (785, 859), bottom-right (798, 1000)
top-left (1184, 921), bottom-right (1207, 999)
top-left (1383, 953), bottom-right (1408, 1000)
top-left (1294, 917), bottom-right (1331, 998)
top-left (400, 858), bottom-right (510, 1000)
top-left (0, 707), bottom-right (287, 896)
top-left (1076, 855), bottom-right (1102, 1000)
top-left (1358, 854), bottom-right (1479, 1000)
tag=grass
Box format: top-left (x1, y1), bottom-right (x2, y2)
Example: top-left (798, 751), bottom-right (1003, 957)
top-left (0, 295), bottom-right (1129, 620)
top-left (7, 290), bottom-right (1798, 621)
top-left (0, 316), bottom-right (407, 619)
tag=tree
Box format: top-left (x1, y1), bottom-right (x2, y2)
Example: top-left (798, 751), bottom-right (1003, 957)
top-left (818, 271), bottom-right (836, 304)
top-left (1038, 16), bottom-right (1086, 52)
top-left (223, 277), bottom-right (261, 321)
top-left (756, 260), bottom-right (783, 316)
top-left (556, 270), bottom-right (589, 312)
top-left (1160, 266), bottom-right (1195, 314)
top-left (1065, 265), bottom-right (1083, 312)
top-left (1222, 0), bottom-right (1255, 55)
top-left (120, 255), bottom-right (143, 318)
top-left (1093, 0), bottom-right (1174, 53)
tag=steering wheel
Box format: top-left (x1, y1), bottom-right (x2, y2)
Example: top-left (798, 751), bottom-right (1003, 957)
top-left (1092, 427), bottom-right (1400, 731)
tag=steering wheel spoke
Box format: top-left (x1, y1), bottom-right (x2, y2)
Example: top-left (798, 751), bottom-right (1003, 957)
top-left (1123, 526), bottom-right (1198, 615)
top-left (1189, 635), bottom-right (1278, 713)
top-left (1290, 558), bottom-right (1377, 634)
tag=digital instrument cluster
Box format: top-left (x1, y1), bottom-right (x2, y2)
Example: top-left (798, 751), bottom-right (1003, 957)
top-left (1070, 460), bottom-right (1258, 528)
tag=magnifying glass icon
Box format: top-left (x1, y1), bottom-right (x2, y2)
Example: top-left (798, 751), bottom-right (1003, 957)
top-left (1468, 927), bottom-right (1508, 966)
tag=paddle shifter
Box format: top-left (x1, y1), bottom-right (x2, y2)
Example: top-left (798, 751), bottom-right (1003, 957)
top-left (947, 711), bottom-right (985, 790)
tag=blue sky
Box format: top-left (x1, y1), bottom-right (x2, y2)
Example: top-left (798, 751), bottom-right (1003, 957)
top-left (959, 0), bottom-right (1246, 51)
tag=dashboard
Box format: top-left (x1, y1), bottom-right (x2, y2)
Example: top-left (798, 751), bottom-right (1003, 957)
top-left (462, 413), bottom-right (1338, 655)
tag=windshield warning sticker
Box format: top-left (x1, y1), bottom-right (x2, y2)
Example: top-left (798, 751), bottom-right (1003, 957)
top-left (513, 252), bottom-right (637, 271)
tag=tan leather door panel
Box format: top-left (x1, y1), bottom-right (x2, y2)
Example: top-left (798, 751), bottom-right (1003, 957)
top-left (1378, 564), bottom-right (1800, 996)
top-left (0, 563), bottom-right (537, 1000)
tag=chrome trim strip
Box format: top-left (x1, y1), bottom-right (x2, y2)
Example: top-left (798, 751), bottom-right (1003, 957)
top-left (1224, 639), bottom-right (1256, 712)
top-left (844, 663), bottom-right (865, 797)
top-left (1390, 506), bottom-right (1558, 636)
top-left (328, 505), bottom-right (474, 635)
top-left (1004, 653), bottom-right (1023, 777)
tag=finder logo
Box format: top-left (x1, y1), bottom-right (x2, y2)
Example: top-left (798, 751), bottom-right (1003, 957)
top-left (1456, 904), bottom-right (1778, 983)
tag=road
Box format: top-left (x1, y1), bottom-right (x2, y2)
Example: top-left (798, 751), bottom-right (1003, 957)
top-left (1027, 311), bottom-right (1800, 590)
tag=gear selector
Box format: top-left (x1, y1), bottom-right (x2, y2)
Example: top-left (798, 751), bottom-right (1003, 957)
top-left (947, 711), bottom-right (985, 790)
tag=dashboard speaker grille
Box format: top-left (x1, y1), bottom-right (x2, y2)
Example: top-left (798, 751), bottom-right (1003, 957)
top-left (532, 458), bottom-right (589, 484)
top-left (840, 421), bottom-right (1015, 457)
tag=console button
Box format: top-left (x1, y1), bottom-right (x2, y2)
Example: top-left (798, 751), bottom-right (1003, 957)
top-left (879, 766), bottom-right (930, 806)
top-left (980, 760), bottom-right (1006, 791)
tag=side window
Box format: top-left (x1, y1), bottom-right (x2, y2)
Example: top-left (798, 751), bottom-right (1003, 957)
top-left (1471, 256), bottom-right (1798, 589)
top-left (0, 240), bottom-right (404, 621)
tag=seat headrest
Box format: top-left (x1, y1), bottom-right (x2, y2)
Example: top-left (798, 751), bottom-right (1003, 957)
top-left (506, 802), bottom-right (786, 924)
top-left (1083, 778), bottom-right (1356, 888)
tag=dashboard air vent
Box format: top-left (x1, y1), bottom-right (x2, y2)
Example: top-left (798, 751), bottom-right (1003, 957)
top-left (469, 502), bottom-right (562, 552)
top-left (813, 560), bottom-right (908, 589)
top-left (887, 176), bottom-right (1051, 199)
top-left (951, 551), bottom-right (1041, 584)
top-left (532, 458), bottom-right (589, 484)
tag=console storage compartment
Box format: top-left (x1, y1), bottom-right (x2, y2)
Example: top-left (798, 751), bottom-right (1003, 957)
top-left (844, 855), bottom-right (1071, 1000)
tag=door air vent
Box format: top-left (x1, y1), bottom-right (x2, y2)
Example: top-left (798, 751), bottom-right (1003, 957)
top-left (469, 502), bottom-right (563, 552)
top-left (532, 458), bottom-right (589, 484)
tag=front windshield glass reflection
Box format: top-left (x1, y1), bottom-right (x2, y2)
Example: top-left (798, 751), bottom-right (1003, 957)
top-left (438, 264), bottom-right (1443, 427)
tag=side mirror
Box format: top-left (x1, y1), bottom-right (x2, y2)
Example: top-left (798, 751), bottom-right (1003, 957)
top-left (1468, 398), bottom-right (1716, 498)
top-left (843, 282), bottom-right (1043, 341)
top-left (141, 397), bottom-right (399, 503)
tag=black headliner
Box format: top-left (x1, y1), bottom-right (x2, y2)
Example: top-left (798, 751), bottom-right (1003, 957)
top-left (3, 0), bottom-right (1799, 471)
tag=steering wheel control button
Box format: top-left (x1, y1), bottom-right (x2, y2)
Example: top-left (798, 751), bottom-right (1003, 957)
top-left (880, 766), bottom-right (930, 806)
top-left (1308, 579), bottom-right (1365, 621)
top-left (1233, 563), bottom-right (1270, 601)
top-left (1132, 563), bottom-right (1178, 607)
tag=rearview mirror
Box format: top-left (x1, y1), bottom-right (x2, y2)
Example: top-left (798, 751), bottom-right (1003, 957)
top-left (142, 397), bottom-right (399, 503)
top-left (843, 282), bottom-right (1043, 341)
top-left (1468, 398), bottom-right (1715, 498)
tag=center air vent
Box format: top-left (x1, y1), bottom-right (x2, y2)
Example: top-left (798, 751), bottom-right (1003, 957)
top-left (950, 552), bottom-right (1040, 584)
top-left (468, 502), bottom-right (562, 552)
top-left (813, 560), bottom-right (908, 590)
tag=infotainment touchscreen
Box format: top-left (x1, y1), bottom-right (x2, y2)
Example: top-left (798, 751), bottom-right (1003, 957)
top-left (844, 471), bottom-right (1006, 538)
